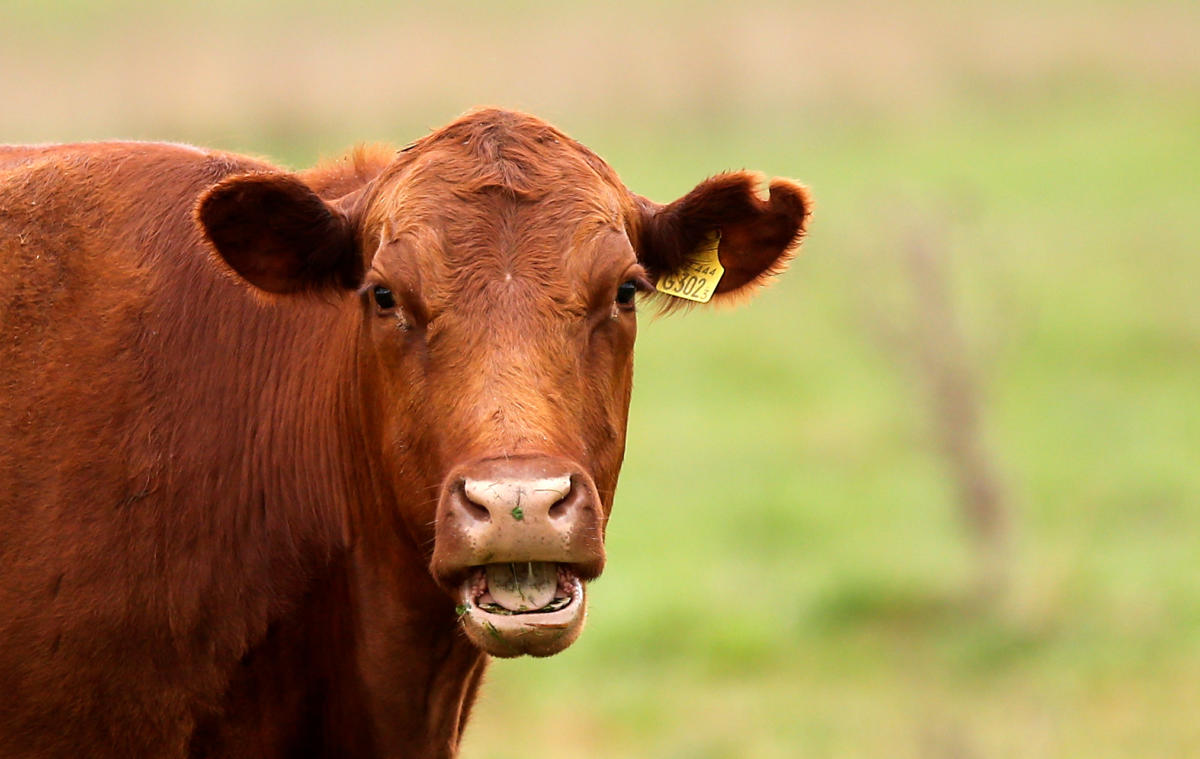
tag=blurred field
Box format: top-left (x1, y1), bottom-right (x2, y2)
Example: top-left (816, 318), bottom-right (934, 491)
top-left (4, 1), bottom-right (1199, 756)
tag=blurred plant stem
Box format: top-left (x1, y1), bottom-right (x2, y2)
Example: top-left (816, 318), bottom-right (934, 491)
top-left (857, 219), bottom-right (1013, 606)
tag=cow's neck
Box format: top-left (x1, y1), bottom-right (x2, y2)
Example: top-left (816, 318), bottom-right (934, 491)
top-left (340, 534), bottom-right (489, 758)
top-left (306, 307), bottom-right (490, 758)
top-left (187, 297), bottom-right (487, 757)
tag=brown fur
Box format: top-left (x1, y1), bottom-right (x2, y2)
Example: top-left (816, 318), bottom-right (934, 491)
top-left (0, 109), bottom-right (811, 757)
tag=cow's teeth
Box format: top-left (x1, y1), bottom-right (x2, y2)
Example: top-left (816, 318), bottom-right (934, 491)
top-left (485, 562), bottom-right (557, 612)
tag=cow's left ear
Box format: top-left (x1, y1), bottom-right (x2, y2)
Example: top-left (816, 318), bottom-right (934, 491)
top-left (197, 172), bottom-right (363, 294)
top-left (633, 171), bottom-right (812, 304)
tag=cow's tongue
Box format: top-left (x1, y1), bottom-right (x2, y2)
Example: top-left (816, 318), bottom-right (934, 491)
top-left (484, 562), bottom-right (558, 612)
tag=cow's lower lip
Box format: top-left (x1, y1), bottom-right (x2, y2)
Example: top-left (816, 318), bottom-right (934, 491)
top-left (457, 564), bottom-right (587, 658)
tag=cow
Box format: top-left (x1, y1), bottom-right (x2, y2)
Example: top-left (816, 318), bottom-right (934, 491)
top-left (0, 108), bottom-right (811, 758)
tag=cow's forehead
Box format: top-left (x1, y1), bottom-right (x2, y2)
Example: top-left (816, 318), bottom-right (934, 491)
top-left (362, 112), bottom-right (635, 305)
top-left (363, 109), bottom-right (630, 237)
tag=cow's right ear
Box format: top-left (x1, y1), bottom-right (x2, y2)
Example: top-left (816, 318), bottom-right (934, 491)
top-left (197, 172), bottom-right (362, 294)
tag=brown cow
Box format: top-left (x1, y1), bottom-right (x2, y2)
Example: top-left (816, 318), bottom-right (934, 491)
top-left (0, 109), bottom-right (810, 758)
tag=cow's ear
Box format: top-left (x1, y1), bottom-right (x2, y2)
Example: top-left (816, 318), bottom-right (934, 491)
top-left (197, 172), bottom-right (362, 294)
top-left (633, 171), bottom-right (812, 305)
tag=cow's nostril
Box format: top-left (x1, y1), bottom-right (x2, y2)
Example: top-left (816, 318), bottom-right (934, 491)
top-left (464, 500), bottom-right (491, 523)
top-left (459, 482), bottom-right (492, 523)
top-left (547, 478), bottom-right (573, 520)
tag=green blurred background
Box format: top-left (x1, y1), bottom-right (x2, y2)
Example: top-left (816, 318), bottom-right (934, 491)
top-left (5, 1), bottom-right (1198, 756)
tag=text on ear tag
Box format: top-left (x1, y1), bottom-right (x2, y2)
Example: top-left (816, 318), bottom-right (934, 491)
top-left (655, 231), bottom-right (724, 303)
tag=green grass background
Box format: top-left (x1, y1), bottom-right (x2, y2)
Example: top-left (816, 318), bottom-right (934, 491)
top-left (4, 1), bottom-right (1198, 756)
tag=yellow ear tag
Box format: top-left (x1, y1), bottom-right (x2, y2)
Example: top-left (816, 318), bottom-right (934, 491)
top-left (655, 231), bottom-right (724, 303)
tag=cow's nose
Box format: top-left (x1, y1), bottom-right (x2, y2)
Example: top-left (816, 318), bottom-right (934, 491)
top-left (460, 474), bottom-right (573, 525)
top-left (431, 455), bottom-right (607, 591)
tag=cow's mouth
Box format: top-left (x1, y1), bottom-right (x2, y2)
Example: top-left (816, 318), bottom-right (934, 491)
top-left (456, 562), bottom-right (587, 657)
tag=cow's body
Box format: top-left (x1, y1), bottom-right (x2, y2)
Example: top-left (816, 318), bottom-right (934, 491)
top-left (0, 111), bottom-right (809, 757)
top-left (0, 143), bottom-right (447, 756)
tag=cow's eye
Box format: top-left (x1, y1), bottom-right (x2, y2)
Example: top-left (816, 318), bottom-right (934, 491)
top-left (615, 280), bottom-right (637, 306)
top-left (373, 286), bottom-right (397, 311)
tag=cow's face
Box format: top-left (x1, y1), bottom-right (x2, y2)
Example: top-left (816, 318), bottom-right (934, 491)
top-left (198, 110), bottom-right (810, 657)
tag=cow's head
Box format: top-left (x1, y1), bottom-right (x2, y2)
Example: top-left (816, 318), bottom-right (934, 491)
top-left (197, 109), bottom-right (810, 657)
